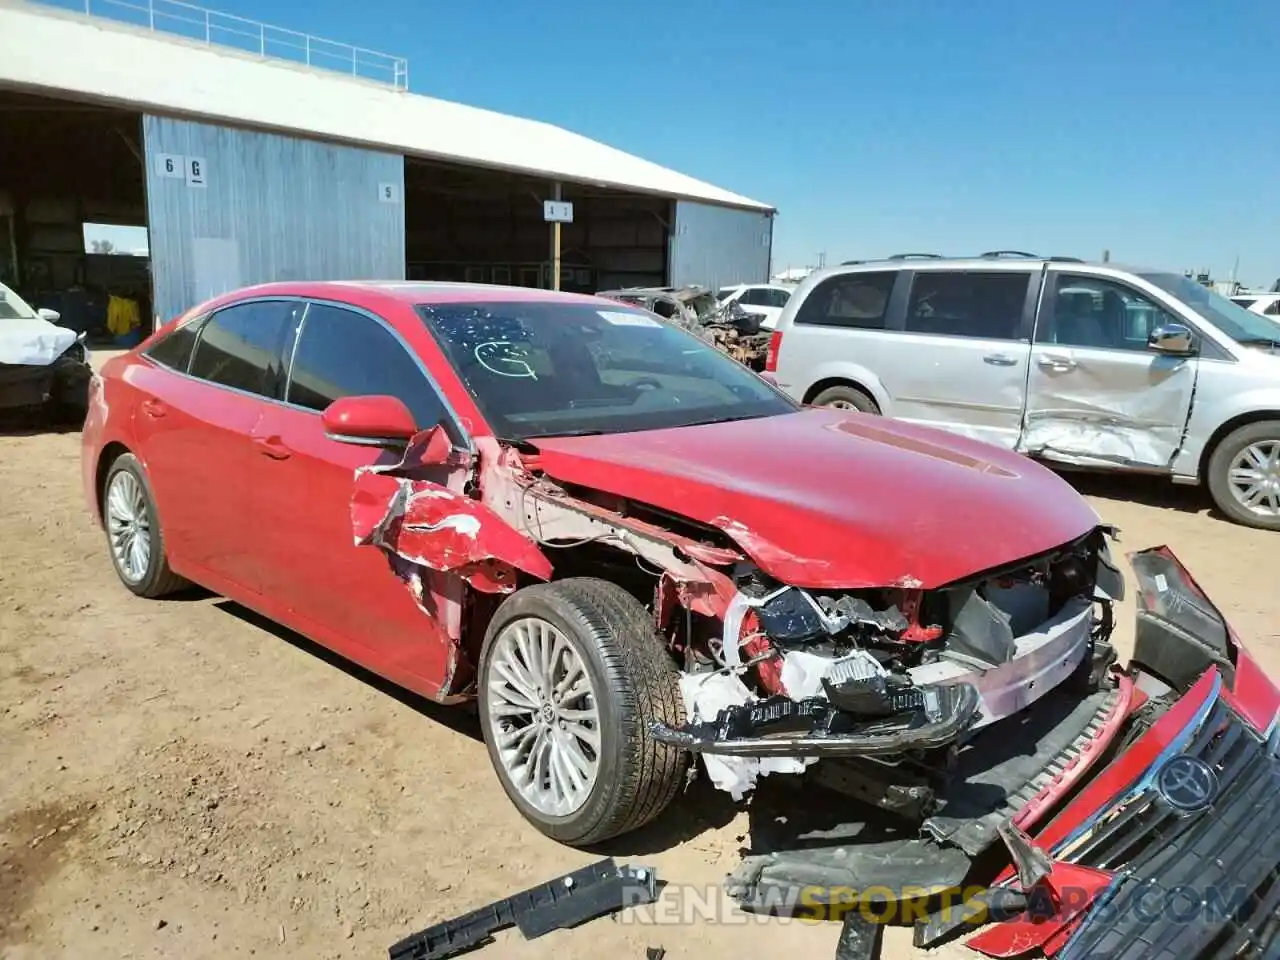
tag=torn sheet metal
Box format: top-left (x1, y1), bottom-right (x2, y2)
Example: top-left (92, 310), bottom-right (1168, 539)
top-left (677, 673), bottom-right (812, 800)
top-left (351, 431), bottom-right (552, 595)
top-left (1019, 356), bottom-right (1195, 469)
top-left (711, 516), bottom-right (837, 587)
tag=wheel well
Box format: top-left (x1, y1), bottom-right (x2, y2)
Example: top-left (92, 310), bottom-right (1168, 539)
top-left (1198, 410), bottom-right (1280, 483)
top-left (802, 377), bottom-right (879, 410)
top-left (94, 442), bottom-right (131, 525)
top-left (463, 543), bottom-right (661, 673)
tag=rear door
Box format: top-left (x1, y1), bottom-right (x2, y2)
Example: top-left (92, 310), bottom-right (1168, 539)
top-left (879, 268), bottom-right (1037, 449)
top-left (130, 299), bottom-right (299, 590)
top-left (248, 301), bottom-right (466, 693)
top-left (1020, 269), bottom-right (1198, 469)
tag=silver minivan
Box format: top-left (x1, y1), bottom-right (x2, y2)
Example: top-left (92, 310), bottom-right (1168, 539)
top-left (767, 254), bottom-right (1280, 530)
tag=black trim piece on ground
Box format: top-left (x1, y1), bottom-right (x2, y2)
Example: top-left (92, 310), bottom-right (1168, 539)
top-left (388, 858), bottom-right (659, 960)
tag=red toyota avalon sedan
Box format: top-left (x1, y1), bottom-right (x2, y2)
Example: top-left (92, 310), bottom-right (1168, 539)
top-left (83, 282), bottom-right (1280, 957)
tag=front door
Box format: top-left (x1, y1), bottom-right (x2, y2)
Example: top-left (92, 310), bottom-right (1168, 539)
top-left (1020, 271), bottom-right (1198, 469)
top-left (879, 268), bottom-right (1036, 449)
top-left (248, 301), bottom-right (467, 697)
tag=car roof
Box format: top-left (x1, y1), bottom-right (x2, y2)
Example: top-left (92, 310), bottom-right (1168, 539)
top-left (213, 280), bottom-right (612, 308)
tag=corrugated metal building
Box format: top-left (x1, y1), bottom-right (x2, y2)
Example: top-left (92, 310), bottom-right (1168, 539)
top-left (0, 0), bottom-right (775, 328)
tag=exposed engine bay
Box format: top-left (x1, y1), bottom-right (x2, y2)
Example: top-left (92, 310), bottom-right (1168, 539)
top-left (650, 531), bottom-right (1124, 799)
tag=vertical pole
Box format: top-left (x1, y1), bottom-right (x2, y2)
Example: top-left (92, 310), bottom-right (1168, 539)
top-left (551, 182), bottom-right (562, 291)
top-left (259, 24), bottom-right (265, 55)
top-left (148, 0), bottom-right (154, 29)
top-left (305, 36), bottom-right (311, 67)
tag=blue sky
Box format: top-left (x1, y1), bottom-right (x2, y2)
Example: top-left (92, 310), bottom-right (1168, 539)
top-left (110, 0), bottom-right (1280, 284)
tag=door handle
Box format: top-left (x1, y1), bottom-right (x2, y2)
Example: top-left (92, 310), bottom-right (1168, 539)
top-left (141, 398), bottom-right (167, 418)
top-left (253, 436), bottom-right (292, 460)
top-left (983, 353), bottom-right (1019, 366)
top-left (1037, 354), bottom-right (1078, 371)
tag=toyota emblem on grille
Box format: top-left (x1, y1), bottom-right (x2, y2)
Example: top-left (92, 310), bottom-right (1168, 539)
top-left (1156, 755), bottom-right (1219, 813)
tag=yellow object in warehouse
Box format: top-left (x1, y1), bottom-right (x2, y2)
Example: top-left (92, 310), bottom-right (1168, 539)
top-left (106, 294), bottom-right (141, 337)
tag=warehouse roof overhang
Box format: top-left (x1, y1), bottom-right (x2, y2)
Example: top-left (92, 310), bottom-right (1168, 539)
top-left (0, 0), bottom-right (774, 213)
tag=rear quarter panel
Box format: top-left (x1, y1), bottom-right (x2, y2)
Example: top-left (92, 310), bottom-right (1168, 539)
top-left (80, 353), bottom-right (142, 525)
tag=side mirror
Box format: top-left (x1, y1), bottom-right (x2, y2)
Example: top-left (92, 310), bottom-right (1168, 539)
top-left (1148, 323), bottom-right (1195, 356)
top-left (322, 395), bottom-right (418, 447)
top-left (38, 308), bottom-right (61, 323)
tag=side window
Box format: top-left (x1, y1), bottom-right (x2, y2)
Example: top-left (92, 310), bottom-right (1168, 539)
top-left (1039, 275), bottom-right (1181, 352)
top-left (145, 315), bottom-right (207, 372)
top-left (741, 287), bottom-right (770, 307)
top-left (287, 303), bottom-right (445, 429)
top-left (188, 300), bottom-right (297, 397)
top-left (904, 271), bottom-right (1029, 340)
top-left (767, 288), bottom-right (792, 309)
top-left (1266, 300), bottom-right (1280, 317)
top-left (794, 271), bottom-right (897, 329)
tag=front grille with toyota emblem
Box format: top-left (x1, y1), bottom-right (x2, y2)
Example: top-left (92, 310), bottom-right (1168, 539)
top-left (1052, 678), bottom-right (1280, 960)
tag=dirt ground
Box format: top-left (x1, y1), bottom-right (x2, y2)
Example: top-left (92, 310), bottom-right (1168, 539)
top-left (3, 407), bottom-right (1279, 960)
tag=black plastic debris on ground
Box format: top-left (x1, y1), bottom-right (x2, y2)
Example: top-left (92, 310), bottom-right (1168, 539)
top-left (388, 857), bottom-right (659, 960)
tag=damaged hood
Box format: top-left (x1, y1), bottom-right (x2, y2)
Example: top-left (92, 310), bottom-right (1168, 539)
top-left (0, 317), bottom-right (78, 367)
top-left (529, 409), bottom-right (1101, 589)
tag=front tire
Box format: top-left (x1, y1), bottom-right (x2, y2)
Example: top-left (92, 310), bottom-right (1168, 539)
top-left (1207, 420), bottom-right (1280, 530)
top-left (102, 453), bottom-right (188, 598)
top-left (477, 578), bottom-right (687, 846)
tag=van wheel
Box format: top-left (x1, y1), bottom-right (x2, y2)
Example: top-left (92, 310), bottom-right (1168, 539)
top-left (812, 384), bottom-right (879, 414)
top-left (477, 578), bottom-right (687, 846)
top-left (1207, 421), bottom-right (1280, 530)
top-left (102, 453), bottom-right (189, 597)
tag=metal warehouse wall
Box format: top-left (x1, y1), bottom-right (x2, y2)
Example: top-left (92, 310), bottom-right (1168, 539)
top-left (668, 201), bottom-right (773, 291)
top-left (142, 115), bottom-right (405, 324)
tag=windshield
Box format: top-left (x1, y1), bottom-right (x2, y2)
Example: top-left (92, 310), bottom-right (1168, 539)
top-left (417, 300), bottom-right (797, 440)
top-left (1142, 273), bottom-right (1280, 344)
top-left (0, 283), bottom-right (38, 321)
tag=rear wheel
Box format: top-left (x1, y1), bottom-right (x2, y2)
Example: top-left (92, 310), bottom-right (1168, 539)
top-left (1207, 421), bottom-right (1280, 530)
top-left (811, 384), bottom-right (879, 414)
top-left (477, 578), bottom-right (687, 846)
top-left (102, 453), bottom-right (188, 598)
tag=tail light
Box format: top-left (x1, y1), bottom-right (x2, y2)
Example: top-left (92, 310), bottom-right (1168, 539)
top-left (764, 330), bottom-right (783, 373)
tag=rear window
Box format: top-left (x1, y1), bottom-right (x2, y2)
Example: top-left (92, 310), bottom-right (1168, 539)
top-left (145, 316), bottom-right (206, 372)
top-left (188, 300), bottom-right (298, 398)
top-left (794, 271), bottom-right (896, 329)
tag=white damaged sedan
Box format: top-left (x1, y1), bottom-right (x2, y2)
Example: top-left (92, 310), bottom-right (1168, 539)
top-left (0, 281), bottom-right (91, 422)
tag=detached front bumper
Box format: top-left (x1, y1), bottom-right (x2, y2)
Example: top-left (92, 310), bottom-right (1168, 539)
top-left (957, 547), bottom-right (1280, 960)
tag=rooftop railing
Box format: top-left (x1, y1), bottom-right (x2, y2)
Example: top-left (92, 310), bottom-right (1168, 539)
top-left (35, 0), bottom-right (410, 89)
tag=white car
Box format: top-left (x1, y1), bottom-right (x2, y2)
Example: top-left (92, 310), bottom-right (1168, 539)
top-left (0, 281), bottom-right (91, 419)
top-left (715, 283), bottom-right (795, 330)
top-left (1230, 292), bottom-right (1280, 317)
